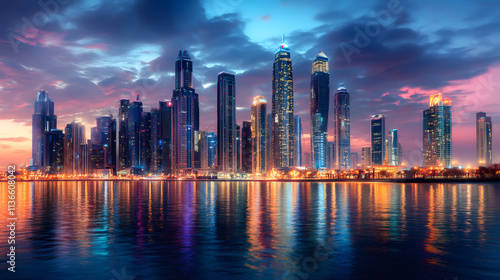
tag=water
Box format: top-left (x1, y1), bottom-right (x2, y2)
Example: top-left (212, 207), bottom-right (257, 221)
top-left (1, 181), bottom-right (500, 280)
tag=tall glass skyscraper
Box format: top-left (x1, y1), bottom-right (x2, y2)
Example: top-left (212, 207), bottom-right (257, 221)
top-left (90, 115), bottom-right (116, 172)
top-left (265, 113), bottom-right (273, 171)
top-left (63, 121), bottom-right (85, 174)
top-left (159, 101), bottom-right (173, 174)
top-left (241, 121), bottom-right (252, 173)
top-left (32, 90), bottom-right (57, 168)
top-left (44, 129), bottom-right (64, 174)
top-left (294, 115), bottom-right (302, 167)
top-left (217, 72), bottom-right (237, 172)
top-left (251, 96), bottom-right (267, 174)
top-left (334, 84), bottom-right (350, 170)
top-left (423, 93), bottom-right (452, 167)
top-left (310, 51), bottom-right (329, 169)
top-left (172, 49), bottom-right (200, 174)
top-left (370, 114), bottom-right (385, 165)
top-left (272, 38), bottom-right (294, 168)
top-left (387, 129), bottom-right (400, 166)
top-left (476, 112), bottom-right (492, 166)
top-left (129, 95), bottom-right (143, 171)
top-left (118, 99), bottom-right (130, 170)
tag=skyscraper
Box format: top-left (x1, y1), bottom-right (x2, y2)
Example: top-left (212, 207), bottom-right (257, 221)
top-left (251, 96), bottom-right (267, 174)
top-left (44, 129), bottom-right (64, 174)
top-left (326, 141), bottom-right (335, 169)
top-left (241, 121), bottom-right (252, 173)
top-left (423, 93), bottom-right (452, 167)
top-left (310, 51), bottom-right (330, 169)
top-left (118, 99), bottom-right (130, 170)
top-left (207, 132), bottom-right (217, 168)
top-left (476, 112), bottom-right (492, 166)
top-left (32, 90), bottom-right (57, 168)
top-left (128, 95), bottom-right (143, 171)
top-left (159, 101), bottom-right (173, 174)
top-left (361, 147), bottom-right (371, 168)
top-left (265, 113), bottom-right (273, 171)
top-left (63, 121), bottom-right (85, 174)
top-left (334, 84), bottom-right (350, 170)
top-left (217, 72), bottom-right (237, 172)
top-left (294, 115), bottom-right (302, 167)
top-left (236, 124), bottom-right (241, 172)
top-left (172, 49), bottom-right (200, 174)
top-left (370, 114), bottom-right (385, 165)
top-left (272, 38), bottom-right (294, 168)
top-left (387, 129), bottom-right (401, 166)
top-left (90, 115), bottom-right (116, 172)
top-left (140, 112), bottom-right (152, 172)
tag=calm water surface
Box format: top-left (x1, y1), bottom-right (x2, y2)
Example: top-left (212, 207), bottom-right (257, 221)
top-left (1, 181), bottom-right (500, 280)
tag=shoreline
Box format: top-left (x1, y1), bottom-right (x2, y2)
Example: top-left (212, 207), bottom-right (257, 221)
top-left (2, 178), bottom-right (500, 184)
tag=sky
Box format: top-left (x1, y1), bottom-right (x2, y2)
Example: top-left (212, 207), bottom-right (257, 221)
top-left (0, 0), bottom-right (499, 170)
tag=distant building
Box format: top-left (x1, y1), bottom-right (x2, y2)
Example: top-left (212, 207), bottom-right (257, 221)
top-left (252, 96), bottom-right (267, 174)
top-left (350, 152), bottom-right (359, 168)
top-left (241, 121), bottom-right (252, 173)
top-left (159, 101), bottom-right (173, 174)
top-left (63, 121), bottom-right (86, 174)
top-left (118, 99), bottom-right (131, 170)
top-left (90, 115), bottom-right (116, 173)
top-left (294, 115), bottom-right (302, 167)
top-left (44, 129), bottom-right (64, 174)
top-left (265, 113), bottom-right (273, 171)
top-left (207, 132), bottom-right (217, 168)
top-left (423, 93), bottom-right (452, 167)
top-left (370, 114), bottom-right (385, 165)
top-left (140, 112), bottom-right (152, 172)
top-left (32, 90), bottom-right (57, 169)
top-left (361, 147), bottom-right (371, 167)
top-left (236, 124), bottom-right (241, 172)
top-left (386, 129), bottom-right (401, 166)
top-left (272, 37), bottom-right (295, 168)
top-left (217, 72), bottom-right (237, 172)
top-left (129, 95), bottom-right (143, 170)
top-left (334, 84), bottom-right (350, 170)
top-left (310, 51), bottom-right (330, 169)
top-left (476, 112), bottom-right (492, 166)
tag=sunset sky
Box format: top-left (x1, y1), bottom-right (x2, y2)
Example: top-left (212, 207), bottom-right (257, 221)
top-left (1, 0), bottom-right (499, 170)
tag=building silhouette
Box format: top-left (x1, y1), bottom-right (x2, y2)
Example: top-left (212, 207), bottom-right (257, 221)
top-left (334, 84), bottom-right (350, 170)
top-left (32, 90), bottom-right (57, 168)
top-left (476, 112), bottom-right (492, 166)
top-left (217, 72), bottom-right (237, 172)
top-left (251, 96), bottom-right (267, 174)
top-left (241, 121), bottom-right (252, 173)
top-left (370, 114), bottom-right (385, 165)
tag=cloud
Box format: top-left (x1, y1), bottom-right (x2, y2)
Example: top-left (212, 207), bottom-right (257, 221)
top-left (261, 15), bottom-right (271, 21)
top-left (0, 137), bottom-right (30, 142)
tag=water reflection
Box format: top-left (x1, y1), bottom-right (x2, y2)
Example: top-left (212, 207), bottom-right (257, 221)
top-left (0, 182), bottom-right (499, 280)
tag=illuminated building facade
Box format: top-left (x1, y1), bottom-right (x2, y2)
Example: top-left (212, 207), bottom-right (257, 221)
top-left (217, 72), bottom-right (237, 172)
top-left (118, 99), bottom-right (130, 170)
top-left (334, 84), bottom-right (350, 170)
top-left (272, 38), bottom-right (295, 168)
top-left (310, 51), bottom-right (329, 169)
top-left (172, 49), bottom-right (200, 174)
top-left (63, 121), bottom-right (86, 174)
top-left (251, 96), bottom-right (267, 174)
top-left (294, 115), bottom-right (302, 167)
top-left (370, 114), bottom-right (385, 165)
top-left (32, 90), bottom-right (57, 168)
top-left (44, 129), bottom-right (64, 174)
top-left (241, 121), bottom-right (252, 173)
top-left (361, 147), bottom-right (371, 167)
top-left (476, 112), bottom-right (492, 166)
top-left (90, 115), bottom-right (116, 172)
top-left (423, 93), bottom-right (452, 167)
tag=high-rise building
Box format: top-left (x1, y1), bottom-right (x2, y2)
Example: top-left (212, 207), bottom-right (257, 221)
top-left (326, 141), bottom-right (335, 169)
top-left (476, 112), bottom-right (492, 166)
top-left (241, 121), bottom-right (252, 173)
top-left (265, 113), bottom-right (274, 171)
top-left (334, 84), bottom-right (350, 170)
top-left (423, 93), bottom-right (452, 167)
top-left (217, 72), bottom-right (237, 172)
top-left (272, 38), bottom-right (294, 168)
top-left (207, 132), bottom-right (217, 168)
top-left (32, 90), bottom-right (57, 168)
top-left (251, 96), bottom-right (267, 174)
top-left (159, 101), bottom-right (173, 174)
top-left (361, 147), bottom-right (371, 168)
top-left (44, 129), bottom-right (64, 174)
top-left (294, 115), bottom-right (302, 167)
top-left (350, 152), bottom-right (359, 168)
top-left (118, 99), bottom-right (130, 170)
top-left (310, 51), bottom-right (330, 169)
top-left (236, 124), bottom-right (241, 172)
top-left (172, 49), bottom-right (200, 174)
top-left (63, 121), bottom-right (85, 174)
top-left (90, 115), bottom-right (116, 172)
top-left (199, 131), bottom-right (209, 169)
top-left (370, 114), bottom-right (385, 165)
top-left (129, 95), bottom-right (143, 170)
top-left (140, 112), bottom-right (152, 172)
top-left (387, 129), bottom-right (401, 166)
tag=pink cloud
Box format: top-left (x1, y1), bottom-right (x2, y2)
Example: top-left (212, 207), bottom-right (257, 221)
top-left (84, 43), bottom-right (108, 50)
top-left (0, 137), bottom-right (30, 142)
top-left (261, 15), bottom-right (271, 21)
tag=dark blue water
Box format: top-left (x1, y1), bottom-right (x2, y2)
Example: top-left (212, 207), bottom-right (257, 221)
top-left (1, 181), bottom-right (500, 280)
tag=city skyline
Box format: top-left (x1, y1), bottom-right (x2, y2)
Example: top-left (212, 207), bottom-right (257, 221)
top-left (1, 0), bottom-right (500, 169)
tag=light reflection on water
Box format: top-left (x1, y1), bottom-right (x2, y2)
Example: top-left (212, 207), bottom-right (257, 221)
top-left (0, 181), bottom-right (499, 280)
